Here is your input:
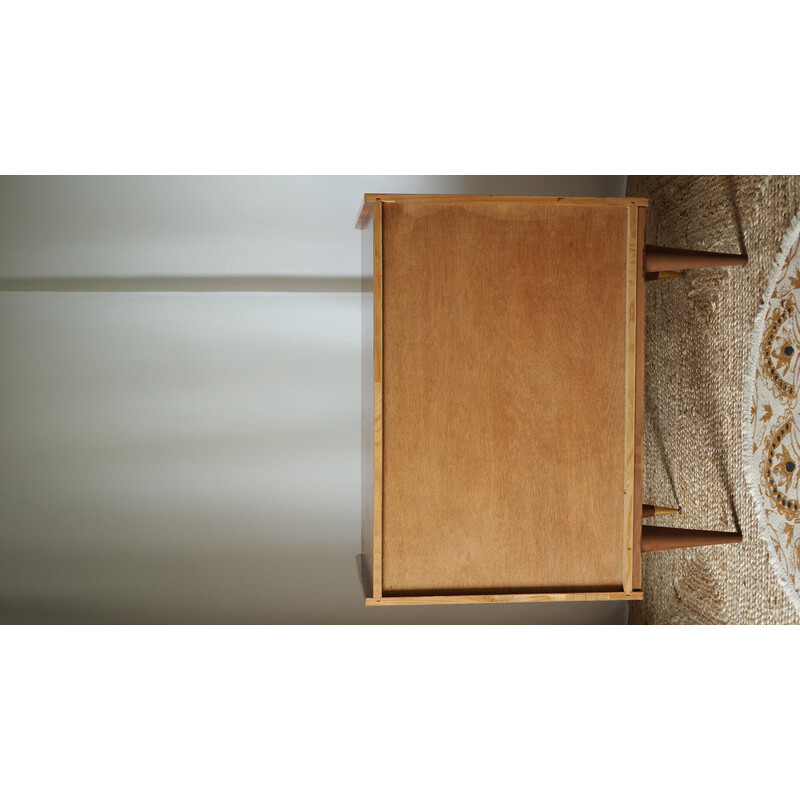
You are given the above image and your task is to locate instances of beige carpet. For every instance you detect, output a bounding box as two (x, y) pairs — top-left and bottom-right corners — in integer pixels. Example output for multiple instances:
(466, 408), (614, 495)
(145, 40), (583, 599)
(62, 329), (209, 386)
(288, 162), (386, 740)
(627, 175), (800, 624)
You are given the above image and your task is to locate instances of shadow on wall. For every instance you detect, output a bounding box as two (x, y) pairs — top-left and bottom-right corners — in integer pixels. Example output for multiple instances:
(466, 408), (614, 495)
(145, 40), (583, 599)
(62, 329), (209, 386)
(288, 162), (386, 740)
(0, 177), (626, 293)
(0, 276), (363, 292)
(0, 542), (628, 624)
(448, 175), (627, 198)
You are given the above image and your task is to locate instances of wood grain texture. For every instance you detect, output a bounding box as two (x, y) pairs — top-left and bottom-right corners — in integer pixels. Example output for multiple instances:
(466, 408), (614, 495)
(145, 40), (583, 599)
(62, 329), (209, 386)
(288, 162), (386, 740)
(366, 591), (643, 606)
(621, 206), (638, 592)
(380, 200), (632, 594)
(356, 194), (649, 230)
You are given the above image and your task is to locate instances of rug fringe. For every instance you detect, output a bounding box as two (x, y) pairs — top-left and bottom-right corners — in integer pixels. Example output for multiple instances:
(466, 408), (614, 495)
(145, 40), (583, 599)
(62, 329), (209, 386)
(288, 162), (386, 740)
(742, 206), (800, 616)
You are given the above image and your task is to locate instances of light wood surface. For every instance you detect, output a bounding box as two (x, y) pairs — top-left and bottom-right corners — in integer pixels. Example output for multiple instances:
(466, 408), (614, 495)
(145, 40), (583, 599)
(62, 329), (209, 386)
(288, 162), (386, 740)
(356, 194), (648, 229)
(642, 505), (680, 517)
(644, 270), (684, 281)
(366, 591), (643, 606)
(378, 199), (634, 595)
(622, 206), (639, 593)
(372, 201), (384, 599)
(633, 206), (647, 591)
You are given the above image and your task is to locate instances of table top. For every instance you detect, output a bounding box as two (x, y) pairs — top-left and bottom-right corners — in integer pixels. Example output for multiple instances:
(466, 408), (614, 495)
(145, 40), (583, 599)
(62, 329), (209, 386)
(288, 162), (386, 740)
(360, 195), (647, 604)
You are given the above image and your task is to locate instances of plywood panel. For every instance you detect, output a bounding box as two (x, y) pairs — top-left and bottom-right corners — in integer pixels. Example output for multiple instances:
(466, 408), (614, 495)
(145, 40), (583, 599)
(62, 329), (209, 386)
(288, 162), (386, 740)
(381, 200), (631, 594)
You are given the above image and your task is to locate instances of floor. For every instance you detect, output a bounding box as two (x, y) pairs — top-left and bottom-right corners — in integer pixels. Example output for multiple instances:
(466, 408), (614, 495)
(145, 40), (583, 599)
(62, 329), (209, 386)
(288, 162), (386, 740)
(628, 175), (800, 624)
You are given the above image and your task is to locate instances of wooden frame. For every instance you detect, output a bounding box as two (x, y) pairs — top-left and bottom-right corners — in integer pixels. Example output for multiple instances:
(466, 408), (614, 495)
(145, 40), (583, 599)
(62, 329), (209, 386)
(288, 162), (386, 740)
(357, 194), (648, 230)
(360, 195), (647, 606)
(622, 205), (638, 593)
(365, 591), (642, 606)
(372, 200), (384, 601)
(633, 208), (647, 591)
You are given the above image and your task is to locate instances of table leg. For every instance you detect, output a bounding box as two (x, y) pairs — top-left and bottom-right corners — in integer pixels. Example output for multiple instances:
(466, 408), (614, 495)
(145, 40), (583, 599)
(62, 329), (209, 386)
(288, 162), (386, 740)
(644, 245), (747, 277)
(641, 525), (743, 552)
(642, 505), (680, 518)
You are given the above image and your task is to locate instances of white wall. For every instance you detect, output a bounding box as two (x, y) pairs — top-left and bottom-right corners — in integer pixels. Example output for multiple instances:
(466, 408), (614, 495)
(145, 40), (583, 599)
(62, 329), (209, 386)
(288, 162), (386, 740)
(0, 176), (629, 623)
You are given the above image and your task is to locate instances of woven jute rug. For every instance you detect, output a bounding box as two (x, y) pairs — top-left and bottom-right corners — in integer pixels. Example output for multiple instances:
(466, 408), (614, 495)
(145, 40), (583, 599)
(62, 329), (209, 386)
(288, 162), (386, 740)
(627, 175), (800, 625)
(743, 209), (800, 615)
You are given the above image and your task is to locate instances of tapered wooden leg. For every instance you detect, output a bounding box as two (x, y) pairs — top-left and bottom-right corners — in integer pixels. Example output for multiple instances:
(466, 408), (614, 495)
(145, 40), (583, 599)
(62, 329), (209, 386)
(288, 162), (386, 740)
(641, 525), (742, 552)
(642, 505), (680, 518)
(644, 246), (748, 276)
(644, 271), (684, 282)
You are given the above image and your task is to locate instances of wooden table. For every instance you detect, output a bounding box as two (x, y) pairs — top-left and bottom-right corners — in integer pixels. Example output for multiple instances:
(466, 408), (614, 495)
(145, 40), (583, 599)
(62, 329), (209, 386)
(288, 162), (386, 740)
(358, 194), (647, 605)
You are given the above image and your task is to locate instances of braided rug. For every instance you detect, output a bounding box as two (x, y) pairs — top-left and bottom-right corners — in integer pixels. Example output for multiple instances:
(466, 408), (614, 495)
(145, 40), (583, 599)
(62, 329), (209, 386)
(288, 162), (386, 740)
(627, 175), (800, 624)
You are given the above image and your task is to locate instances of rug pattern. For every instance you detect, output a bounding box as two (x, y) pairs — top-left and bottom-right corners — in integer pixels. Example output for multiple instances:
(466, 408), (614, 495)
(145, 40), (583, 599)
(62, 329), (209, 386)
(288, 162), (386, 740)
(745, 211), (800, 612)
